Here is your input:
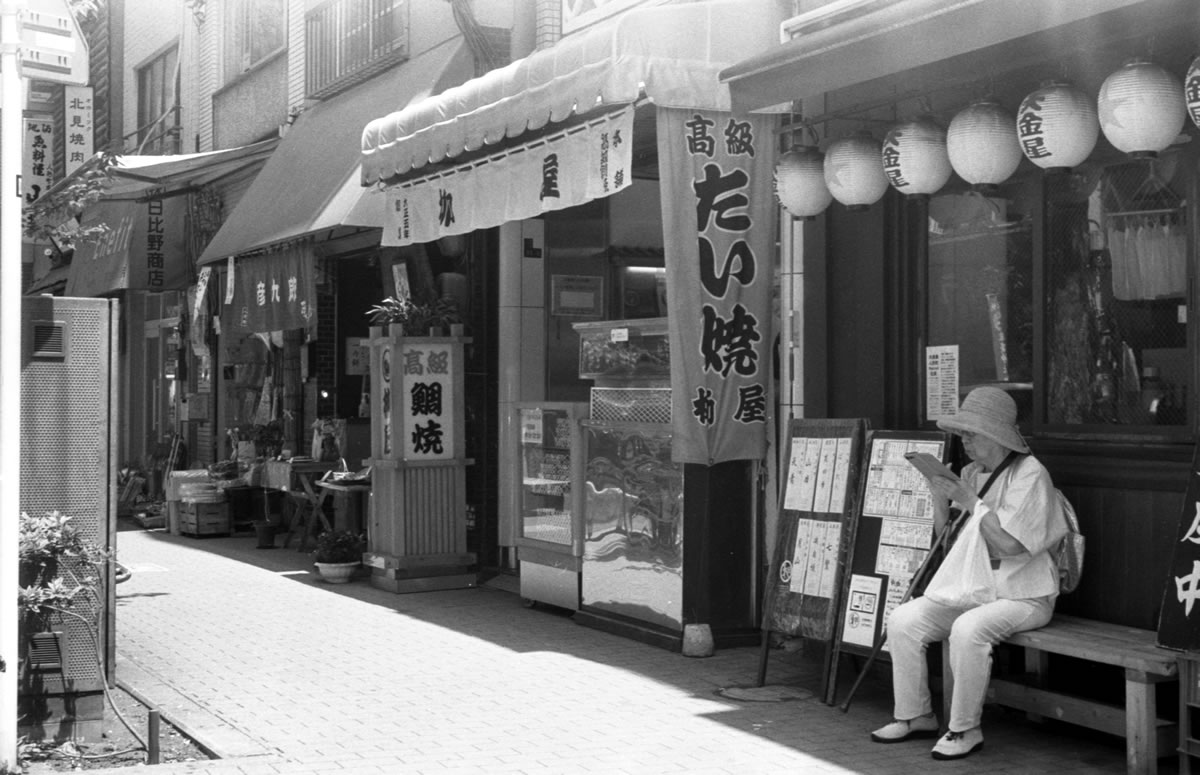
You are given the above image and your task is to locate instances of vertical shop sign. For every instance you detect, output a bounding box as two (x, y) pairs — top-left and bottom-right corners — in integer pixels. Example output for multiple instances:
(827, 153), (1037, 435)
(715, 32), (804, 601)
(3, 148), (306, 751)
(400, 341), (457, 461)
(658, 108), (775, 464)
(63, 85), (93, 176)
(23, 113), (54, 204)
(1158, 444), (1200, 649)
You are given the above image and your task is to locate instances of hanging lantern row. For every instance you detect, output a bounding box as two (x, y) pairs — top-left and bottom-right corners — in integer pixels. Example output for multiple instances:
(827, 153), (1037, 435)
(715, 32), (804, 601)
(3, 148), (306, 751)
(777, 55), (1195, 219)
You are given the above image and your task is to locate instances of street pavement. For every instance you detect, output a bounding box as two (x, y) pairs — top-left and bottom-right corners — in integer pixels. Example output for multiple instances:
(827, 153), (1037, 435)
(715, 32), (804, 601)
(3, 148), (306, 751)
(82, 525), (1158, 774)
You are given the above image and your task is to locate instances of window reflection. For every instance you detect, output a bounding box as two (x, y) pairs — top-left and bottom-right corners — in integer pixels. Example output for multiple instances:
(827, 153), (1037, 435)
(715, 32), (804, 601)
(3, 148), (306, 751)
(926, 181), (1036, 420)
(1045, 155), (1190, 428)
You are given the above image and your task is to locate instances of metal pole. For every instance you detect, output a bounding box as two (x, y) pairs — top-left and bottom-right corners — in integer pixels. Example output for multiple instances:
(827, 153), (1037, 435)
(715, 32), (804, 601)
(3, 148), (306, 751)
(0, 2), (24, 769)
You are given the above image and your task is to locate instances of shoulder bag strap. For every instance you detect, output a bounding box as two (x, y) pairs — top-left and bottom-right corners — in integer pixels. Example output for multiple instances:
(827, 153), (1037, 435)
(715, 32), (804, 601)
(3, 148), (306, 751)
(946, 451), (1023, 542)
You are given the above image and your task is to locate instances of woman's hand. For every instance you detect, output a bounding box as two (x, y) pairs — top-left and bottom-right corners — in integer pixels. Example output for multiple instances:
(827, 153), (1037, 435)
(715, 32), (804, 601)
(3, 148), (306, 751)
(926, 475), (979, 512)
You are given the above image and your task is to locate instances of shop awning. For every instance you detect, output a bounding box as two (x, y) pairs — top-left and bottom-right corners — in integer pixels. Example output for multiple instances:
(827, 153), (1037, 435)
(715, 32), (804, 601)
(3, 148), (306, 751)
(39, 140), (279, 204)
(360, 0), (783, 187)
(65, 196), (190, 296)
(719, 0), (1164, 114)
(197, 37), (473, 265)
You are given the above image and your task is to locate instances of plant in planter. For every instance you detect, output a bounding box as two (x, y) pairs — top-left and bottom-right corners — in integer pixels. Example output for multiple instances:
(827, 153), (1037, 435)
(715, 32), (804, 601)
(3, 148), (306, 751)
(312, 529), (364, 584)
(366, 295), (463, 335)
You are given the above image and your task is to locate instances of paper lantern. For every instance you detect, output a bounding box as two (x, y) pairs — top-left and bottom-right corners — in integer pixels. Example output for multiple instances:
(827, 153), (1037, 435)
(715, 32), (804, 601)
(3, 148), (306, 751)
(775, 146), (832, 219)
(1186, 55), (1200, 129)
(1098, 59), (1185, 158)
(823, 134), (888, 210)
(947, 100), (1022, 190)
(881, 117), (952, 197)
(1016, 81), (1099, 171)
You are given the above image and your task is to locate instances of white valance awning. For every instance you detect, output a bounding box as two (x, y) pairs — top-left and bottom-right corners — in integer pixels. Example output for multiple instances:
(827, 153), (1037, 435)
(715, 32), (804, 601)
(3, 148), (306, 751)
(360, 0), (782, 187)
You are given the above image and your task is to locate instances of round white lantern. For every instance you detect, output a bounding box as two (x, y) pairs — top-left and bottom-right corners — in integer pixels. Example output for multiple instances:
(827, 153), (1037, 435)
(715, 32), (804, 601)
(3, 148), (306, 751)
(775, 146), (832, 219)
(1016, 81), (1099, 171)
(881, 117), (952, 198)
(823, 133), (888, 210)
(1098, 59), (1185, 158)
(947, 99), (1022, 190)
(1185, 55), (1200, 129)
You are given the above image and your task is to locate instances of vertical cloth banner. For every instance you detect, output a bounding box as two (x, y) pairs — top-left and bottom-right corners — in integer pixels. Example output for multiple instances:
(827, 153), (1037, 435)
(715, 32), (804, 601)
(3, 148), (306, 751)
(225, 243), (316, 334)
(658, 108), (775, 464)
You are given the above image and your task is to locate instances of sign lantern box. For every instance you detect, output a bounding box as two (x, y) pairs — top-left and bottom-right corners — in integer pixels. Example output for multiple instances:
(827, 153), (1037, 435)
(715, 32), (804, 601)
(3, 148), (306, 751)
(365, 325), (475, 592)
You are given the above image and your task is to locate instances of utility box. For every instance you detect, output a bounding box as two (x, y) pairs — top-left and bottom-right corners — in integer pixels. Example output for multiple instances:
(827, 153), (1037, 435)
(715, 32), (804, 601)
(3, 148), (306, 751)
(19, 296), (119, 741)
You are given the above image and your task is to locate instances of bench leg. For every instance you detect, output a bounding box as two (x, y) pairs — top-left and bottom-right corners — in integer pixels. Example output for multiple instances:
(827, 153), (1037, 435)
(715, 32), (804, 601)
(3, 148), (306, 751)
(1026, 647), (1049, 723)
(1125, 670), (1157, 775)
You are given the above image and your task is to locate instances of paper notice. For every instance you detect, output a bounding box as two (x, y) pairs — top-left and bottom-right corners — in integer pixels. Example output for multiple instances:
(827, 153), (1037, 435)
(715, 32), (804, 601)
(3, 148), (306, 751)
(811, 438), (839, 513)
(841, 574), (883, 648)
(926, 344), (960, 421)
(788, 519), (814, 594)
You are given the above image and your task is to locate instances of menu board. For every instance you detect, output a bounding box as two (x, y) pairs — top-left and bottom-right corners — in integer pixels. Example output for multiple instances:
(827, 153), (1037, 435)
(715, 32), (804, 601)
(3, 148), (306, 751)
(825, 430), (952, 703)
(759, 418), (867, 705)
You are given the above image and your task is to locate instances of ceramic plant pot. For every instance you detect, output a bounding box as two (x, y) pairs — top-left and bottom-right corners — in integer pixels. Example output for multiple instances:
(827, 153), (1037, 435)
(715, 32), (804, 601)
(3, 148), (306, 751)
(313, 561), (359, 584)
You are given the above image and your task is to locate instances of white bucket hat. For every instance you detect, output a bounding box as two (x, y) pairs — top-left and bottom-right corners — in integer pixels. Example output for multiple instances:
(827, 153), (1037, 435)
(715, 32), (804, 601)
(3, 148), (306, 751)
(936, 386), (1029, 454)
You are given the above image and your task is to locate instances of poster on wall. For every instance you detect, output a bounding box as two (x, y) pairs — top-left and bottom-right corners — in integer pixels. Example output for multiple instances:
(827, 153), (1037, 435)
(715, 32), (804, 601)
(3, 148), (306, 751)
(658, 107), (775, 465)
(926, 344), (960, 421)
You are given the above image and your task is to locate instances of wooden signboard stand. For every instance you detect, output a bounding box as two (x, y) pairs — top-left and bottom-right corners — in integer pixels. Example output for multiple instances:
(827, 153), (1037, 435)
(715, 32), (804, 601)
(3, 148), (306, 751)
(825, 429), (951, 706)
(756, 417), (867, 702)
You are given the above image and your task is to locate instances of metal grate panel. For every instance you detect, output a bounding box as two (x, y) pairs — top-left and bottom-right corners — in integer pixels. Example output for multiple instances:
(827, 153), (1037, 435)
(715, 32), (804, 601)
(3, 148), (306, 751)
(590, 388), (672, 424)
(21, 298), (115, 689)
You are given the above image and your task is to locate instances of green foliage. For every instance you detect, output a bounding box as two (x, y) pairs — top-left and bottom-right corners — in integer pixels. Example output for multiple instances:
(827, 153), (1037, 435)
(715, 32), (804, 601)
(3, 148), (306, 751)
(22, 151), (120, 248)
(313, 530), (364, 564)
(18, 511), (111, 620)
(366, 295), (462, 333)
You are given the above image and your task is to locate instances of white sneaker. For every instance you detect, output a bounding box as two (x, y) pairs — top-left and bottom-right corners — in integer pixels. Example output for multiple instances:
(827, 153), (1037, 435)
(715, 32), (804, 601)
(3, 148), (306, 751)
(931, 727), (984, 760)
(870, 713), (939, 743)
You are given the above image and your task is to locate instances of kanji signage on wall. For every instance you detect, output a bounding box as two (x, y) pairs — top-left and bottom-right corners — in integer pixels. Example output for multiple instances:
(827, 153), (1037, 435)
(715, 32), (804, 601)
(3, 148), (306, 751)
(658, 108), (775, 465)
(399, 341), (458, 461)
(23, 113), (54, 204)
(63, 85), (94, 177)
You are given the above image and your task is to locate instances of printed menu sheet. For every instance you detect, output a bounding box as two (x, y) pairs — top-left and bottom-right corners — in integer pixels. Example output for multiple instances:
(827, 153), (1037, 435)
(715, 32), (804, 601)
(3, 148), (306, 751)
(841, 573), (883, 648)
(783, 436), (854, 514)
(860, 436), (947, 631)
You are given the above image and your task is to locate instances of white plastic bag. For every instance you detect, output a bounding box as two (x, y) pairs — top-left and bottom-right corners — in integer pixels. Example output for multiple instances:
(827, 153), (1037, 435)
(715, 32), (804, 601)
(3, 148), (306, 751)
(923, 514), (997, 608)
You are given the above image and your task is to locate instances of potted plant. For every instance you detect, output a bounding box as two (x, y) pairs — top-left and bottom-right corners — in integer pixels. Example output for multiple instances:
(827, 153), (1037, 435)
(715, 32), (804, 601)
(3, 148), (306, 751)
(366, 295), (462, 336)
(311, 529), (364, 583)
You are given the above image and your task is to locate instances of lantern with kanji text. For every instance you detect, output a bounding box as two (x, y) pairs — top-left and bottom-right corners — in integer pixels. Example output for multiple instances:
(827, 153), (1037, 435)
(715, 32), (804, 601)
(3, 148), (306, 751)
(1016, 81), (1098, 172)
(881, 117), (952, 198)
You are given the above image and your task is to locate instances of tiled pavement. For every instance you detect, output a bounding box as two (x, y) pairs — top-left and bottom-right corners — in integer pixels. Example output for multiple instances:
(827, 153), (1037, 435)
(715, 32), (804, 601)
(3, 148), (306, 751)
(82, 527), (1161, 774)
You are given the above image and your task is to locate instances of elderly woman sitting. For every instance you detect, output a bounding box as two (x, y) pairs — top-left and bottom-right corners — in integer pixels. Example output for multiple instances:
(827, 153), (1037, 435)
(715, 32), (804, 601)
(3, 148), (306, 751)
(870, 386), (1067, 761)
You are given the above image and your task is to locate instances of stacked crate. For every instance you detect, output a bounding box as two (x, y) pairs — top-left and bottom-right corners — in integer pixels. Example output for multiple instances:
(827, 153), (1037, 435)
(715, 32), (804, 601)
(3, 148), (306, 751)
(178, 481), (230, 536)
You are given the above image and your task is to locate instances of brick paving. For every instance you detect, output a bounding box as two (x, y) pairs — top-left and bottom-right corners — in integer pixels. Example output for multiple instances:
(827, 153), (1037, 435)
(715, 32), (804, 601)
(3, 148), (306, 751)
(82, 527), (1159, 774)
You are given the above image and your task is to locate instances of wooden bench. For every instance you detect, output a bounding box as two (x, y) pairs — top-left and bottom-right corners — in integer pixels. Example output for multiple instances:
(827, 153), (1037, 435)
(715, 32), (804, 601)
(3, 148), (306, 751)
(942, 614), (1178, 775)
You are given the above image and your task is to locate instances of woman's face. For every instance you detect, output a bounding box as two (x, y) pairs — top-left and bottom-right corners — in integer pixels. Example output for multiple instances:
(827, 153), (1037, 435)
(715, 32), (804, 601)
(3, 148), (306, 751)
(959, 430), (1006, 467)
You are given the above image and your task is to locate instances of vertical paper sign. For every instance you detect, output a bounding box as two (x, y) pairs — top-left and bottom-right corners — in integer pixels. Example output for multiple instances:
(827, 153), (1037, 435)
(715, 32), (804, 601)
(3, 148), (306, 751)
(23, 113), (54, 205)
(63, 85), (94, 177)
(926, 344), (960, 420)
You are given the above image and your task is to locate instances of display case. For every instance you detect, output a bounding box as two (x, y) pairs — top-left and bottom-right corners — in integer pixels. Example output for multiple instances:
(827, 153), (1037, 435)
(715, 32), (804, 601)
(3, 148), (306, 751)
(515, 402), (589, 610)
(580, 420), (684, 632)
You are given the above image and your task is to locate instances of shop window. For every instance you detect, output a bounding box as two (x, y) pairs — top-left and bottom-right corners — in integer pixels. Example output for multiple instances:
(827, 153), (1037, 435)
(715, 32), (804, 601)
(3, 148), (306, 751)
(305, 0), (409, 99)
(1044, 152), (1191, 433)
(135, 46), (180, 155)
(926, 178), (1037, 422)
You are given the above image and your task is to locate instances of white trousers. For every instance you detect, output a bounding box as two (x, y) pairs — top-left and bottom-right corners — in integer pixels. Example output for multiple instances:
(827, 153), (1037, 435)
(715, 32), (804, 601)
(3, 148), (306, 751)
(887, 594), (1054, 732)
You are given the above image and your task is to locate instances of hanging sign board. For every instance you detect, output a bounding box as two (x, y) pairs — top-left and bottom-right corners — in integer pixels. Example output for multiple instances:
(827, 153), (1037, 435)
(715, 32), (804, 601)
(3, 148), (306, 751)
(1157, 443), (1200, 649)
(757, 417), (866, 699)
(825, 429), (951, 703)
